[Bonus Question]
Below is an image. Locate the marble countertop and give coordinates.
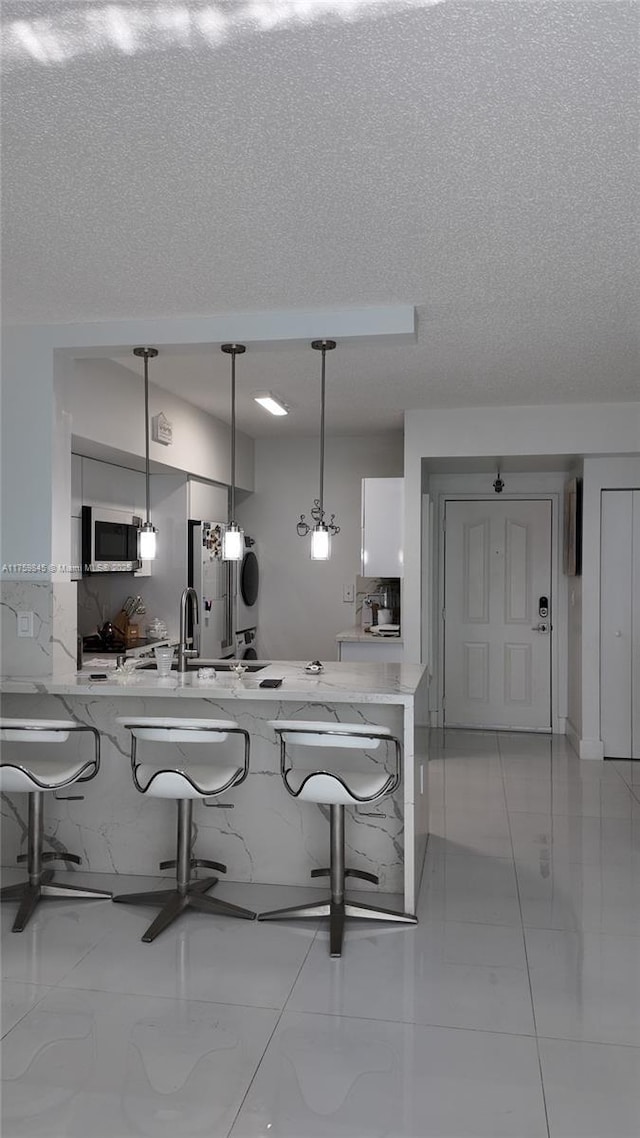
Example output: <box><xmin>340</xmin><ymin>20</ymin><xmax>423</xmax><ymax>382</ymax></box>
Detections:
<box><xmin>335</xmin><ymin>626</ymin><xmax>403</xmax><ymax>643</ymax></box>
<box><xmin>0</xmin><ymin>660</ymin><xmax>426</xmax><ymax>705</ymax></box>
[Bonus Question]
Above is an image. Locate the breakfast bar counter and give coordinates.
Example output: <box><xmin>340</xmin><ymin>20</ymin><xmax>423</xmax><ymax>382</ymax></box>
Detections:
<box><xmin>0</xmin><ymin>661</ymin><xmax>429</xmax><ymax>912</ymax></box>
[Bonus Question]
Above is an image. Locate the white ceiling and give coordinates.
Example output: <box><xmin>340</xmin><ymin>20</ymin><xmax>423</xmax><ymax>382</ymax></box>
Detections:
<box><xmin>2</xmin><ymin>0</ymin><xmax>638</xmax><ymax>437</ymax></box>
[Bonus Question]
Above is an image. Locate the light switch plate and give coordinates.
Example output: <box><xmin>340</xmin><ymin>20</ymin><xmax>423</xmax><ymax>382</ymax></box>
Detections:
<box><xmin>17</xmin><ymin>611</ymin><xmax>34</xmax><ymax>638</ymax></box>
<box><xmin>343</xmin><ymin>584</ymin><xmax>354</xmax><ymax>603</ymax></box>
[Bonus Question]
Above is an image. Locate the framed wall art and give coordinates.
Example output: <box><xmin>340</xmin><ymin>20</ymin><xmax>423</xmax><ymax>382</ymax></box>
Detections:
<box><xmin>563</xmin><ymin>477</ymin><xmax>582</xmax><ymax>576</ymax></box>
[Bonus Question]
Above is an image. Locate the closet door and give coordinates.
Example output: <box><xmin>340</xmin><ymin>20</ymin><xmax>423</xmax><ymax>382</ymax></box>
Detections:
<box><xmin>628</xmin><ymin>493</ymin><xmax>633</xmax><ymax>760</ymax></box>
<box><xmin>600</xmin><ymin>490</ymin><xmax>639</xmax><ymax>758</ymax></box>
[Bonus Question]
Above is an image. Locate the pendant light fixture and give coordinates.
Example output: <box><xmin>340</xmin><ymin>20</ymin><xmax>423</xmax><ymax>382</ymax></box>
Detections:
<box><xmin>297</xmin><ymin>339</ymin><xmax>340</xmax><ymax>560</ymax></box>
<box><xmin>133</xmin><ymin>346</ymin><xmax>159</xmax><ymax>560</ymax></box>
<box><xmin>221</xmin><ymin>343</ymin><xmax>246</xmax><ymax>561</ymax></box>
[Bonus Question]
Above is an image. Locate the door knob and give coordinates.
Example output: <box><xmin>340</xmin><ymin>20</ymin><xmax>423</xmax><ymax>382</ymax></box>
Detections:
<box><xmin>532</xmin><ymin>623</ymin><xmax>550</xmax><ymax>633</ymax></box>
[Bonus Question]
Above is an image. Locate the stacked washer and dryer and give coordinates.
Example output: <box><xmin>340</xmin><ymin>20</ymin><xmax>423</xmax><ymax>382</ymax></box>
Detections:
<box><xmin>234</xmin><ymin>535</ymin><xmax>260</xmax><ymax>660</ymax></box>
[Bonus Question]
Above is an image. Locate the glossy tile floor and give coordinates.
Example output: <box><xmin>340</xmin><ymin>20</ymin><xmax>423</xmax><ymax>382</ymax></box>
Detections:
<box><xmin>2</xmin><ymin>729</ymin><xmax>640</xmax><ymax>1137</ymax></box>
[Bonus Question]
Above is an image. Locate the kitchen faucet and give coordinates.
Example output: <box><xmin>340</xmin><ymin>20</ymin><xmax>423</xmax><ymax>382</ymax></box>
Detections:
<box><xmin>177</xmin><ymin>587</ymin><xmax>200</xmax><ymax>673</ymax></box>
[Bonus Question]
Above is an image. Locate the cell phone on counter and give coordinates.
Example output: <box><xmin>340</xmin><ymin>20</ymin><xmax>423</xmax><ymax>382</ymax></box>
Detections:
<box><xmin>260</xmin><ymin>678</ymin><xmax>283</xmax><ymax>688</ymax></box>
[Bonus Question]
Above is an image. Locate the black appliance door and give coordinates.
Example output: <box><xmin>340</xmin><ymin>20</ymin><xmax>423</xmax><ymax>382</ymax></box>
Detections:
<box><xmin>94</xmin><ymin>520</ymin><xmax>138</xmax><ymax>562</ymax></box>
<box><xmin>240</xmin><ymin>550</ymin><xmax>259</xmax><ymax>607</ymax></box>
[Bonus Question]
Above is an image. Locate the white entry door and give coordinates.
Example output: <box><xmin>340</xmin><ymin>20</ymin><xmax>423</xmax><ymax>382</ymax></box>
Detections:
<box><xmin>443</xmin><ymin>499</ymin><xmax>552</xmax><ymax>730</ymax></box>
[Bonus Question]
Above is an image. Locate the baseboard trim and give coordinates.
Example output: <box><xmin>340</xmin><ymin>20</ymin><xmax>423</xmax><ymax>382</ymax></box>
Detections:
<box><xmin>567</xmin><ymin>720</ymin><xmax>605</xmax><ymax>761</ymax></box>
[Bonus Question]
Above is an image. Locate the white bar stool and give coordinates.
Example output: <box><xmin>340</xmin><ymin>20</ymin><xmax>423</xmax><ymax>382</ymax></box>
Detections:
<box><xmin>258</xmin><ymin>721</ymin><xmax>417</xmax><ymax>956</ymax></box>
<box><xmin>113</xmin><ymin>717</ymin><xmax>256</xmax><ymax>941</ymax></box>
<box><xmin>0</xmin><ymin>719</ymin><xmax>111</xmax><ymax>932</ymax></box>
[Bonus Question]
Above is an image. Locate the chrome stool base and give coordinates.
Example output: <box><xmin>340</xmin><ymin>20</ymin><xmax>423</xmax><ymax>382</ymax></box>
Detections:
<box><xmin>1</xmin><ymin>868</ymin><xmax>111</xmax><ymax>932</ymax></box>
<box><xmin>112</xmin><ymin>799</ymin><xmax>256</xmax><ymax>941</ymax></box>
<box><xmin>258</xmin><ymin>895</ymin><xmax>416</xmax><ymax>957</ymax></box>
<box><xmin>113</xmin><ymin>877</ymin><xmax>256</xmax><ymax>942</ymax></box>
<box><xmin>258</xmin><ymin>804</ymin><xmax>416</xmax><ymax>957</ymax></box>
<box><xmin>0</xmin><ymin>792</ymin><xmax>111</xmax><ymax>933</ymax></box>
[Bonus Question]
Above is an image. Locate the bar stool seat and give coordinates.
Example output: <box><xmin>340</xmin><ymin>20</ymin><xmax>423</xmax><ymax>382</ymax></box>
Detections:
<box><xmin>113</xmin><ymin>716</ymin><xmax>256</xmax><ymax>941</ymax></box>
<box><xmin>258</xmin><ymin>720</ymin><xmax>417</xmax><ymax>957</ymax></box>
<box><xmin>0</xmin><ymin>718</ymin><xmax>112</xmax><ymax>932</ymax></box>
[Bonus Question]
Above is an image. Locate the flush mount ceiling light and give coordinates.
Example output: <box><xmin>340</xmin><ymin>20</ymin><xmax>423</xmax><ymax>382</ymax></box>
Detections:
<box><xmin>132</xmin><ymin>346</ymin><xmax>159</xmax><ymax>560</ymax></box>
<box><xmin>297</xmin><ymin>339</ymin><xmax>340</xmax><ymax>560</ymax></box>
<box><xmin>253</xmin><ymin>392</ymin><xmax>289</xmax><ymax>417</ymax></box>
<box><xmin>221</xmin><ymin>343</ymin><xmax>246</xmax><ymax>561</ymax></box>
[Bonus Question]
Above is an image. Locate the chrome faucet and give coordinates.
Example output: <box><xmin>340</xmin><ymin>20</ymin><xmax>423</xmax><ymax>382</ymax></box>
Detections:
<box><xmin>177</xmin><ymin>587</ymin><xmax>200</xmax><ymax>673</ymax></box>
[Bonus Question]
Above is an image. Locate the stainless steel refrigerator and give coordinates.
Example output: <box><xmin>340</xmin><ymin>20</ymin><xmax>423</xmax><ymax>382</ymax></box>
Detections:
<box><xmin>189</xmin><ymin>521</ymin><xmax>234</xmax><ymax>659</ymax></box>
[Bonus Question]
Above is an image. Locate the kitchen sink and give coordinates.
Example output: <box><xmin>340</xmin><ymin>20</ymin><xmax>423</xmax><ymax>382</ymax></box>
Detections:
<box><xmin>137</xmin><ymin>659</ymin><xmax>267</xmax><ymax>673</ymax></box>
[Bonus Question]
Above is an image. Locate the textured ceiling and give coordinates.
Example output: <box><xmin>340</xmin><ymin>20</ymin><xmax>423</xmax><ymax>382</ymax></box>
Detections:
<box><xmin>2</xmin><ymin>0</ymin><xmax>638</xmax><ymax>436</ymax></box>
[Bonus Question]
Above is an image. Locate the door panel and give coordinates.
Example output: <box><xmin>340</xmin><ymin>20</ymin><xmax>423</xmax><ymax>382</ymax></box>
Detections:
<box><xmin>444</xmin><ymin>500</ymin><xmax>552</xmax><ymax>730</ymax></box>
<box><xmin>600</xmin><ymin>490</ymin><xmax>635</xmax><ymax>758</ymax></box>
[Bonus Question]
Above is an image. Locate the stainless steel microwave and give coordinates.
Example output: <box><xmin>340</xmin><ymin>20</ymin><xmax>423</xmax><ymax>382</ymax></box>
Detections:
<box><xmin>82</xmin><ymin>506</ymin><xmax>142</xmax><ymax>573</ymax></box>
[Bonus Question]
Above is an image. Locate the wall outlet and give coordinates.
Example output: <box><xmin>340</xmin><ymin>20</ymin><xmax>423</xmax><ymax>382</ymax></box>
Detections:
<box><xmin>17</xmin><ymin>611</ymin><xmax>34</xmax><ymax>638</ymax></box>
<box><xmin>343</xmin><ymin>583</ymin><xmax>354</xmax><ymax>603</ymax></box>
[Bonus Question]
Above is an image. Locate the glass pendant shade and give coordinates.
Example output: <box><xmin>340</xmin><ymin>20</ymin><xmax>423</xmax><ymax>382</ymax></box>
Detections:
<box><xmin>222</xmin><ymin>522</ymin><xmax>244</xmax><ymax>561</ymax></box>
<box><xmin>138</xmin><ymin>522</ymin><xmax>157</xmax><ymax>561</ymax></box>
<box><xmin>310</xmin><ymin>524</ymin><xmax>330</xmax><ymax>560</ymax></box>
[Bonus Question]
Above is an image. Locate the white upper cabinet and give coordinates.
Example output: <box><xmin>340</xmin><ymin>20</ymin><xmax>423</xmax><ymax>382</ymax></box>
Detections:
<box><xmin>361</xmin><ymin>477</ymin><xmax>404</xmax><ymax>577</ymax></box>
<box><xmin>188</xmin><ymin>478</ymin><xmax>229</xmax><ymax>522</ymax></box>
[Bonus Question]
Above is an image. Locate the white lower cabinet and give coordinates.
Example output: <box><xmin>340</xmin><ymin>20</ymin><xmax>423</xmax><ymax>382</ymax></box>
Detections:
<box><xmin>338</xmin><ymin>640</ymin><xmax>404</xmax><ymax>663</ymax></box>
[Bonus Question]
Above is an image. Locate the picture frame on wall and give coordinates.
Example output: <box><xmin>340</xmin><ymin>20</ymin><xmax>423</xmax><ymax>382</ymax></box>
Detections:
<box><xmin>563</xmin><ymin>477</ymin><xmax>582</xmax><ymax>576</ymax></box>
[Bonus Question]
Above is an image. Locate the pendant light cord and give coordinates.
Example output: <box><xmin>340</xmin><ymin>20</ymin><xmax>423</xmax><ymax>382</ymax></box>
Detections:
<box><xmin>221</xmin><ymin>343</ymin><xmax>245</xmax><ymax>529</ymax></box>
<box><xmin>230</xmin><ymin>348</ymin><xmax>236</xmax><ymax>522</ymax></box>
<box><xmin>143</xmin><ymin>351</ymin><xmax>151</xmax><ymax>525</ymax></box>
<box><xmin>318</xmin><ymin>344</ymin><xmax>326</xmax><ymax>517</ymax></box>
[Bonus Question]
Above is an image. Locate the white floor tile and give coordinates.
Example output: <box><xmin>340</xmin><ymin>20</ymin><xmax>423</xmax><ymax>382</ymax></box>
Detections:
<box><xmin>419</xmin><ymin>853</ymin><xmax>522</xmax><ymax>925</ymax></box>
<box><xmin>539</xmin><ymin>1037</ymin><xmax>640</xmax><ymax>1138</ymax></box>
<box><xmin>1</xmin><ymin>982</ymin><xmax>52</xmax><ymax>1038</ymax></box>
<box><xmin>498</xmin><ymin>732</ymin><xmax>556</xmax><ymax>758</ymax></box>
<box><xmin>229</xmin><ymin>1011</ymin><xmax>547</xmax><ymax>1138</ymax></box>
<box><xmin>289</xmin><ymin>919</ymin><xmax>535</xmax><ymax>1035</ymax></box>
<box><xmin>1</xmin><ymin>987</ymin><xmax>277</xmax><ymax>1138</ymax></box>
<box><xmin>1</xmin><ymin>896</ymin><xmax>117</xmax><ymax>986</ymax></box>
<box><xmin>509</xmin><ymin>811</ymin><xmax>640</xmax><ymax>867</ymax></box>
<box><xmin>57</xmin><ymin>909</ymin><xmax>316</xmax><ymax>1009</ymax></box>
<box><xmin>505</xmin><ymin>776</ymin><xmax>637</xmax><ymax>817</ymax></box>
<box><xmin>526</xmin><ymin>926</ymin><xmax>640</xmax><ymax>1046</ymax></box>
<box><xmin>517</xmin><ymin>858</ymin><xmax>640</xmax><ymax>935</ymax></box>
<box><xmin>429</xmin><ymin>808</ymin><xmax>514</xmax><ymax>858</ymax></box>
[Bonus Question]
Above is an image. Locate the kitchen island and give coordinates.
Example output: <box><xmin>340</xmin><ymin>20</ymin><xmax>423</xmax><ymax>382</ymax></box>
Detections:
<box><xmin>0</xmin><ymin>661</ymin><xmax>428</xmax><ymax>912</ymax></box>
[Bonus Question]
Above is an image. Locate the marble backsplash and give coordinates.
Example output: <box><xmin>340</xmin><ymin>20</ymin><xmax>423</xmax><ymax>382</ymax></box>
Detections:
<box><xmin>356</xmin><ymin>576</ymin><xmax>401</xmax><ymax>627</ymax></box>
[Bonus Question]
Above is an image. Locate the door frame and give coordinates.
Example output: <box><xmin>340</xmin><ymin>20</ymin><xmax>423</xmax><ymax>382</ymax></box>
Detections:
<box><xmin>432</xmin><ymin>489</ymin><xmax>565</xmax><ymax>734</ymax></box>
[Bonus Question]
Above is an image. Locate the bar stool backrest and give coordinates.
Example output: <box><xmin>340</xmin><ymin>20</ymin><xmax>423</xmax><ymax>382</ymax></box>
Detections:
<box><xmin>118</xmin><ymin>717</ymin><xmax>239</xmax><ymax>745</ymax></box>
<box><xmin>0</xmin><ymin>719</ymin><xmax>76</xmax><ymax>743</ymax></box>
<box><xmin>274</xmin><ymin>721</ymin><xmax>391</xmax><ymax>749</ymax></box>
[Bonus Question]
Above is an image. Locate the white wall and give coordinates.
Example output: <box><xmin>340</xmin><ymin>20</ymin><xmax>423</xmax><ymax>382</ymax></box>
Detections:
<box><xmin>60</xmin><ymin>358</ymin><xmax>254</xmax><ymax>492</ymax></box>
<box><xmin>404</xmin><ymin>402</ymin><xmax>640</xmax><ymax>755</ymax></box>
<box><xmin>237</xmin><ymin>433</ymin><xmax>403</xmax><ymax>661</ymax></box>
<box><xmin>0</xmin><ymin>329</ymin><xmax>54</xmax><ymax>572</ymax></box>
